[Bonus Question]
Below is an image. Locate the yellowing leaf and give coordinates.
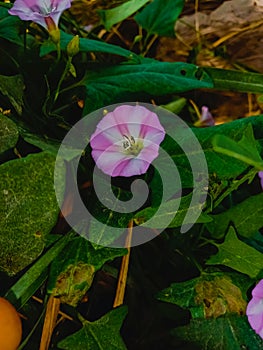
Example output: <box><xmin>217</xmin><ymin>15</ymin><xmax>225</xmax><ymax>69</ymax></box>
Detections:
<box><xmin>195</xmin><ymin>276</ymin><xmax>246</xmax><ymax>318</ymax></box>
<box><xmin>157</xmin><ymin>272</ymin><xmax>249</xmax><ymax>319</ymax></box>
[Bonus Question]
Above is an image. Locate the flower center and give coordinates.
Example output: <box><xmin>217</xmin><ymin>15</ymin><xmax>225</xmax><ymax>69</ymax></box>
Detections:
<box><xmin>122</xmin><ymin>135</ymin><xmax>143</xmax><ymax>156</ymax></box>
<box><xmin>34</xmin><ymin>0</ymin><xmax>57</xmax><ymax>15</ymax></box>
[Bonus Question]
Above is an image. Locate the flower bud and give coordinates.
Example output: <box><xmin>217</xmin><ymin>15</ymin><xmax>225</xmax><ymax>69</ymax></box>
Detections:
<box><xmin>67</xmin><ymin>35</ymin><xmax>80</xmax><ymax>58</ymax></box>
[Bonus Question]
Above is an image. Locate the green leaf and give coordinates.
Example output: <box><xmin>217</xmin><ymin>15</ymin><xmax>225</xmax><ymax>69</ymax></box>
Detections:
<box><xmin>5</xmin><ymin>235</ymin><xmax>70</xmax><ymax>309</ymax></box>
<box><xmin>88</xmin><ymin>187</ymin><xmax>133</xmax><ymax>247</ymax></box>
<box><xmin>134</xmin><ymin>194</ymin><xmax>212</xmax><ymax>229</ymax></box>
<box><xmin>0</xmin><ymin>74</ymin><xmax>24</xmax><ymax>115</ymax></box>
<box><xmin>157</xmin><ymin>272</ymin><xmax>249</xmax><ymax>319</ymax></box>
<box><xmin>20</xmin><ymin>129</ymin><xmax>81</xmax><ymax>161</ymax></box>
<box><xmin>161</xmin><ymin>97</ymin><xmax>187</xmax><ymax>114</ymax></box>
<box><xmin>167</xmin><ymin>116</ymin><xmax>263</xmax><ymax>187</ymax></box>
<box><xmin>98</xmin><ymin>0</ymin><xmax>150</xmax><ymax>30</ymax></box>
<box><xmin>78</xmin><ymin>174</ymin><xmax>134</xmax><ymax>246</ymax></box>
<box><xmin>47</xmin><ymin>237</ymin><xmax>126</xmax><ymax>306</ymax></box>
<box><xmin>0</xmin><ymin>7</ymin><xmax>24</xmax><ymax>46</ymax></box>
<box><xmin>135</xmin><ymin>0</ymin><xmax>184</xmax><ymax>37</ymax></box>
<box><xmin>58</xmin><ymin>306</ymin><xmax>128</xmax><ymax>350</ymax></box>
<box><xmin>212</xmin><ymin>124</ymin><xmax>263</xmax><ymax>169</ymax></box>
<box><xmin>204</xmin><ymin>67</ymin><xmax>263</xmax><ymax>94</ymax></box>
<box><xmin>207</xmin><ymin>227</ymin><xmax>263</xmax><ymax>278</ymax></box>
<box><xmin>83</xmin><ymin>62</ymin><xmax>213</xmax><ymax>113</ymax></box>
<box><xmin>0</xmin><ymin>152</ymin><xmax>65</xmax><ymax>275</ymax></box>
<box><xmin>0</xmin><ymin>114</ymin><xmax>19</xmax><ymax>154</ymax></box>
<box><xmin>207</xmin><ymin>193</ymin><xmax>263</xmax><ymax>239</ymax></box>
<box><xmin>40</xmin><ymin>30</ymin><xmax>136</xmax><ymax>60</ymax></box>
<box><xmin>172</xmin><ymin>315</ymin><xmax>263</xmax><ymax>350</ymax></box>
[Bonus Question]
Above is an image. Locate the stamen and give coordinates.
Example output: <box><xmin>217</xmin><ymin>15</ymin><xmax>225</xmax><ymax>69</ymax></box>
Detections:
<box><xmin>122</xmin><ymin>134</ymin><xmax>143</xmax><ymax>156</ymax></box>
<box><xmin>130</xmin><ymin>136</ymin><xmax>135</xmax><ymax>144</ymax></box>
<box><xmin>122</xmin><ymin>135</ymin><xmax>135</xmax><ymax>150</ymax></box>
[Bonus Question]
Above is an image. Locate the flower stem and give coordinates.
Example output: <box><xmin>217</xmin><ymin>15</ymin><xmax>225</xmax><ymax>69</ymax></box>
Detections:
<box><xmin>53</xmin><ymin>57</ymin><xmax>72</xmax><ymax>103</ymax></box>
<box><xmin>56</xmin><ymin>42</ymin><xmax>61</xmax><ymax>63</ymax></box>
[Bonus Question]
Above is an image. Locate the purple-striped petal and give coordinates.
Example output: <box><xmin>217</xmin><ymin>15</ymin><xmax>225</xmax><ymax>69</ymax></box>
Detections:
<box><xmin>258</xmin><ymin>171</ymin><xmax>263</xmax><ymax>190</ymax></box>
<box><xmin>90</xmin><ymin>105</ymin><xmax>165</xmax><ymax>177</ymax></box>
<box><xmin>8</xmin><ymin>0</ymin><xmax>71</xmax><ymax>29</ymax></box>
<box><xmin>246</xmin><ymin>280</ymin><xmax>263</xmax><ymax>339</ymax></box>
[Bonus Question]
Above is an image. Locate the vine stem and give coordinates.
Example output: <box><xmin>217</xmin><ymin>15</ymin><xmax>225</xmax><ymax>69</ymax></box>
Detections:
<box><xmin>207</xmin><ymin>168</ymin><xmax>258</xmax><ymax>213</ymax></box>
<box><xmin>142</xmin><ymin>34</ymin><xmax>158</xmax><ymax>57</ymax></box>
<box><xmin>113</xmin><ymin>220</ymin><xmax>133</xmax><ymax>308</ymax></box>
<box><xmin>56</xmin><ymin>42</ymin><xmax>61</xmax><ymax>63</ymax></box>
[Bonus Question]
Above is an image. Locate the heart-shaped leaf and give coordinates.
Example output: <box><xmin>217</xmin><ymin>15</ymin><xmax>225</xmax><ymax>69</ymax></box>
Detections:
<box><xmin>58</xmin><ymin>307</ymin><xmax>128</xmax><ymax>350</ymax></box>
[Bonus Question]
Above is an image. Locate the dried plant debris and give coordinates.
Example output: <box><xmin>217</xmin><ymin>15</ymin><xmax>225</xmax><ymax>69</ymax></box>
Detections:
<box><xmin>157</xmin><ymin>0</ymin><xmax>263</xmax><ymax>72</ymax></box>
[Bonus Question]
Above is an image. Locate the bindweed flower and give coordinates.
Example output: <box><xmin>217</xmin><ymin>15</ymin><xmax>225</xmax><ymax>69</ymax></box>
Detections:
<box><xmin>198</xmin><ymin>106</ymin><xmax>215</xmax><ymax>127</ymax></box>
<box><xmin>194</xmin><ymin>106</ymin><xmax>215</xmax><ymax>127</ymax></box>
<box><xmin>246</xmin><ymin>279</ymin><xmax>263</xmax><ymax>339</ymax></box>
<box><xmin>258</xmin><ymin>171</ymin><xmax>263</xmax><ymax>190</ymax></box>
<box><xmin>200</xmin><ymin>106</ymin><xmax>215</xmax><ymax>126</ymax></box>
<box><xmin>8</xmin><ymin>0</ymin><xmax>71</xmax><ymax>31</ymax></box>
<box><xmin>90</xmin><ymin>105</ymin><xmax>165</xmax><ymax>177</ymax></box>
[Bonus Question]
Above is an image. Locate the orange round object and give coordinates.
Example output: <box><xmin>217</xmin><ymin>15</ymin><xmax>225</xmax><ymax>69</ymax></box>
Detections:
<box><xmin>0</xmin><ymin>297</ymin><xmax>22</xmax><ymax>350</ymax></box>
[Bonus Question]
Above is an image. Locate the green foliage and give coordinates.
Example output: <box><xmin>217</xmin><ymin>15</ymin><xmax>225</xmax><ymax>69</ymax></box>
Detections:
<box><xmin>86</xmin><ymin>178</ymin><xmax>133</xmax><ymax>246</ymax></box>
<box><xmin>135</xmin><ymin>0</ymin><xmax>184</xmax><ymax>37</ymax></box>
<box><xmin>98</xmin><ymin>0</ymin><xmax>150</xmax><ymax>30</ymax></box>
<box><xmin>207</xmin><ymin>227</ymin><xmax>263</xmax><ymax>278</ymax></box>
<box><xmin>158</xmin><ymin>272</ymin><xmax>263</xmax><ymax>348</ymax></box>
<box><xmin>157</xmin><ymin>272</ymin><xmax>250</xmax><ymax>318</ymax></box>
<box><xmin>134</xmin><ymin>194</ymin><xmax>212</xmax><ymax>229</ymax></box>
<box><xmin>57</xmin><ymin>307</ymin><xmax>128</xmax><ymax>350</ymax></box>
<box><xmin>172</xmin><ymin>315</ymin><xmax>263</xmax><ymax>350</ymax></box>
<box><xmin>0</xmin><ymin>74</ymin><xmax>24</xmax><ymax>115</ymax></box>
<box><xmin>161</xmin><ymin>117</ymin><xmax>263</xmax><ymax>188</ymax></box>
<box><xmin>0</xmin><ymin>114</ymin><xmax>19</xmax><ymax>154</ymax></box>
<box><xmin>47</xmin><ymin>237</ymin><xmax>126</xmax><ymax>306</ymax></box>
<box><xmin>0</xmin><ymin>152</ymin><xmax>65</xmax><ymax>275</ymax></box>
<box><xmin>0</xmin><ymin>0</ymin><xmax>263</xmax><ymax>348</ymax></box>
<box><xmin>207</xmin><ymin>192</ymin><xmax>263</xmax><ymax>239</ymax></box>
<box><xmin>212</xmin><ymin>124</ymin><xmax>263</xmax><ymax>169</ymax></box>
<box><xmin>40</xmin><ymin>30</ymin><xmax>137</xmax><ymax>59</ymax></box>
<box><xmin>5</xmin><ymin>235</ymin><xmax>70</xmax><ymax>309</ymax></box>
<box><xmin>0</xmin><ymin>7</ymin><xmax>23</xmax><ymax>46</ymax></box>
<box><xmin>204</xmin><ymin>67</ymin><xmax>263</xmax><ymax>94</ymax></box>
<box><xmin>82</xmin><ymin>62</ymin><xmax>213</xmax><ymax>113</ymax></box>
<box><xmin>21</xmin><ymin>130</ymin><xmax>81</xmax><ymax>161</ymax></box>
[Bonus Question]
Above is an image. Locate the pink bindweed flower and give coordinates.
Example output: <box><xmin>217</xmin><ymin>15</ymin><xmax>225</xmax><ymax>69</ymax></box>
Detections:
<box><xmin>90</xmin><ymin>105</ymin><xmax>165</xmax><ymax>177</ymax></box>
<box><xmin>258</xmin><ymin>171</ymin><xmax>263</xmax><ymax>190</ymax></box>
<box><xmin>8</xmin><ymin>0</ymin><xmax>71</xmax><ymax>31</ymax></box>
<box><xmin>246</xmin><ymin>279</ymin><xmax>263</xmax><ymax>339</ymax></box>
<box><xmin>199</xmin><ymin>106</ymin><xmax>215</xmax><ymax>127</ymax></box>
